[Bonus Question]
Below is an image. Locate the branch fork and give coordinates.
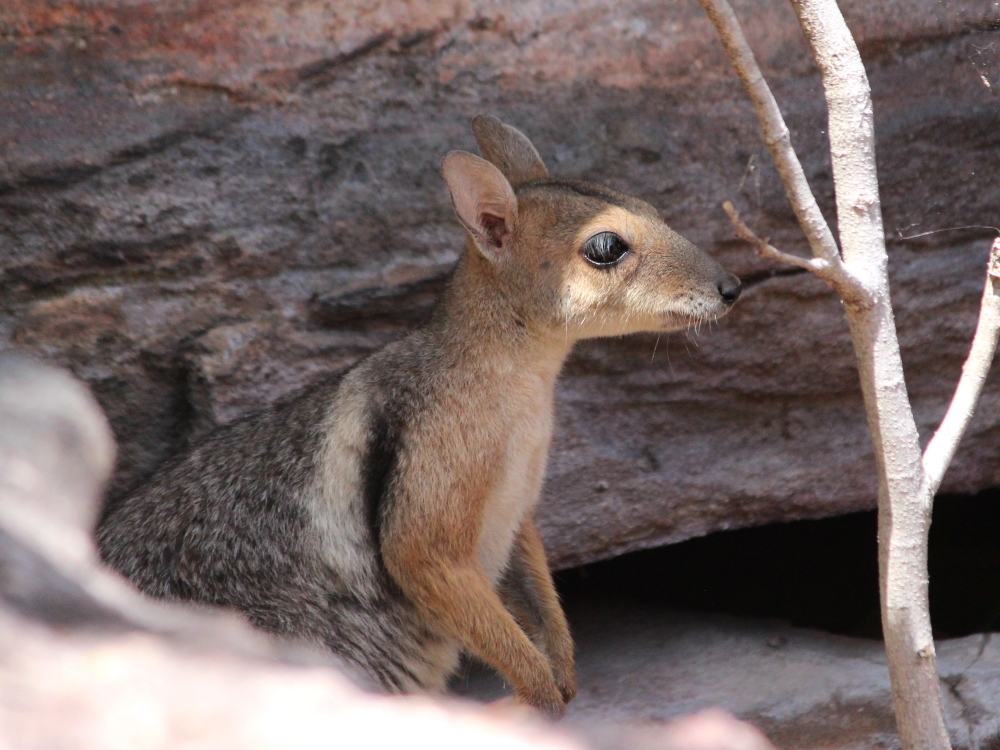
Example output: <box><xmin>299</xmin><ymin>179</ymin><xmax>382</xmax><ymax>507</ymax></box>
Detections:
<box><xmin>722</xmin><ymin>201</ymin><xmax>870</xmax><ymax>307</ymax></box>
<box><xmin>922</xmin><ymin>238</ymin><xmax>1000</xmax><ymax>496</ymax></box>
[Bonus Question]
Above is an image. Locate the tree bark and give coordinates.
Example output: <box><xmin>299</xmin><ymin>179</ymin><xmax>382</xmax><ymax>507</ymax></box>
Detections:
<box><xmin>787</xmin><ymin>3</ymin><xmax>950</xmax><ymax>747</ymax></box>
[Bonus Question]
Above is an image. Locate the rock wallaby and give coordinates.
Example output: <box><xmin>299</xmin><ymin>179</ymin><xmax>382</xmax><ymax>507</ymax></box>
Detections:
<box><xmin>97</xmin><ymin>115</ymin><xmax>741</xmax><ymax>716</ymax></box>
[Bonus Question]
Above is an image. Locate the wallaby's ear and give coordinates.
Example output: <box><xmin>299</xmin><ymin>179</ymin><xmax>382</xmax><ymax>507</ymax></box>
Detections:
<box><xmin>442</xmin><ymin>151</ymin><xmax>518</xmax><ymax>261</ymax></box>
<box><xmin>471</xmin><ymin>115</ymin><xmax>549</xmax><ymax>187</ymax></box>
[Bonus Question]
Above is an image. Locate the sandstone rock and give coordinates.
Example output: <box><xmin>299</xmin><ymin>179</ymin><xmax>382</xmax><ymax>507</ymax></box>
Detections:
<box><xmin>0</xmin><ymin>605</ymin><xmax>589</xmax><ymax>750</ymax></box>
<box><xmin>0</xmin><ymin>0</ymin><xmax>998</xmax><ymax>567</ymax></box>
<box><xmin>0</xmin><ymin>354</ymin><xmax>115</xmax><ymax>538</ymax></box>
<box><xmin>644</xmin><ymin>710</ymin><xmax>776</xmax><ymax>750</ymax></box>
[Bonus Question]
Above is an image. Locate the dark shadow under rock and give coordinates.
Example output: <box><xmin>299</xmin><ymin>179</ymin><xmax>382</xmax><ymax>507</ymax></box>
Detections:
<box><xmin>554</xmin><ymin>488</ymin><xmax>1000</xmax><ymax>641</ymax></box>
<box><xmin>456</xmin><ymin>494</ymin><xmax>1000</xmax><ymax>748</ymax></box>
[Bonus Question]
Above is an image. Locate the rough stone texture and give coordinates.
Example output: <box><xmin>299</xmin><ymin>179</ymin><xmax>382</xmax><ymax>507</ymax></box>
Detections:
<box><xmin>1</xmin><ymin>0</ymin><xmax>999</xmax><ymax>567</ymax></box>
<box><xmin>454</xmin><ymin>601</ymin><xmax>1000</xmax><ymax>750</ymax></box>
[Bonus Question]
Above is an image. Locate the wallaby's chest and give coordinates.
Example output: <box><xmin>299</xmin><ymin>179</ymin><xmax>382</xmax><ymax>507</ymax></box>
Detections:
<box><xmin>477</xmin><ymin>381</ymin><xmax>556</xmax><ymax>582</ymax></box>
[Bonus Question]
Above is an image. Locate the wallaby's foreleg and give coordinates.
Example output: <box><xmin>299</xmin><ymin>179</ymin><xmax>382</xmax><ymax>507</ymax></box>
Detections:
<box><xmin>498</xmin><ymin>545</ymin><xmax>547</xmax><ymax>643</ymax></box>
<box><xmin>504</xmin><ymin>519</ymin><xmax>576</xmax><ymax>703</ymax></box>
<box><xmin>384</xmin><ymin>543</ymin><xmax>564</xmax><ymax>716</ymax></box>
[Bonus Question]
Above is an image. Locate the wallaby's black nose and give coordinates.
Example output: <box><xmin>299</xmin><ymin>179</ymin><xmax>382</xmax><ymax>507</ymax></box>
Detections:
<box><xmin>717</xmin><ymin>272</ymin><xmax>742</xmax><ymax>305</ymax></box>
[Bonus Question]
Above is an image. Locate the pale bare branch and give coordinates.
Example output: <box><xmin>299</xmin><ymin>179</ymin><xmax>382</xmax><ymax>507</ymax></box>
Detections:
<box><xmin>922</xmin><ymin>238</ymin><xmax>1000</xmax><ymax>495</ymax></box>
<box><xmin>696</xmin><ymin>0</ymin><xmax>840</xmax><ymax>264</ymax></box>
<box><xmin>722</xmin><ymin>201</ymin><xmax>868</xmax><ymax>304</ymax></box>
<box><xmin>701</xmin><ymin>1</ymin><xmax>963</xmax><ymax>748</ymax></box>
<box><xmin>787</xmin><ymin>0</ymin><xmax>886</xmax><ymax>273</ymax></box>
<box><xmin>722</xmin><ymin>201</ymin><xmax>826</xmax><ymax>271</ymax></box>
<box><xmin>790</xmin><ymin>2</ymin><xmax>951</xmax><ymax>748</ymax></box>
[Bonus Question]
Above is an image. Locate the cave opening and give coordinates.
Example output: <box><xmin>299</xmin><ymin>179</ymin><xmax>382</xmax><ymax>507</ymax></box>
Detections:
<box><xmin>555</xmin><ymin>487</ymin><xmax>1000</xmax><ymax>640</ymax></box>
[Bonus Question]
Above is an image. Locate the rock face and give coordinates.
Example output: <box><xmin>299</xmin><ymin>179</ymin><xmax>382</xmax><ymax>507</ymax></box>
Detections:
<box><xmin>1</xmin><ymin>0</ymin><xmax>999</xmax><ymax>567</ymax></box>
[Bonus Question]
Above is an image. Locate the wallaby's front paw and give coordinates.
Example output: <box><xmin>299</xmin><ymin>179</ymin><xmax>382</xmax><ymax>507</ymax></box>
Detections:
<box><xmin>515</xmin><ymin>683</ymin><xmax>566</xmax><ymax>720</ymax></box>
<box><xmin>553</xmin><ymin>661</ymin><xmax>577</xmax><ymax>704</ymax></box>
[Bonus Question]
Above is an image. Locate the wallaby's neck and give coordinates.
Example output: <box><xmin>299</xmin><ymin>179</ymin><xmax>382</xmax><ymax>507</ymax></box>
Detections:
<box><xmin>428</xmin><ymin>249</ymin><xmax>571</xmax><ymax>387</ymax></box>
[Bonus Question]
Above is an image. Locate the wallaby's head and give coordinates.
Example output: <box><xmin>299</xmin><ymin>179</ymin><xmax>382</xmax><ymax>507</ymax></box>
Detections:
<box><xmin>442</xmin><ymin>115</ymin><xmax>741</xmax><ymax>340</ymax></box>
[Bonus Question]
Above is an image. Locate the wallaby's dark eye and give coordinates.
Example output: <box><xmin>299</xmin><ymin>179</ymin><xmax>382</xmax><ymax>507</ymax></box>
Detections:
<box><xmin>582</xmin><ymin>232</ymin><xmax>630</xmax><ymax>267</ymax></box>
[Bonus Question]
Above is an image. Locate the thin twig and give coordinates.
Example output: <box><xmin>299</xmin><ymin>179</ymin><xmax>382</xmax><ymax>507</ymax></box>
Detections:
<box><xmin>723</xmin><ymin>202</ymin><xmax>825</xmax><ymax>272</ymax></box>
<box><xmin>697</xmin><ymin>0</ymin><xmax>840</xmax><ymax>265</ymax></box>
<box><xmin>922</xmin><ymin>238</ymin><xmax>1000</xmax><ymax>495</ymax></box>
<box><xmin>722</xmin><ymin>201</ymin><xmax>868</xmax><ymax>304</ymax></box>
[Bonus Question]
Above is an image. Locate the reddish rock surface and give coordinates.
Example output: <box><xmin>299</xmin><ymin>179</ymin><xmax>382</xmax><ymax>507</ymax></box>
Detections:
<box><xmin>1</xmin><ymin>0</ymin><xmax>999</xmax><ymax>567</ymax></box>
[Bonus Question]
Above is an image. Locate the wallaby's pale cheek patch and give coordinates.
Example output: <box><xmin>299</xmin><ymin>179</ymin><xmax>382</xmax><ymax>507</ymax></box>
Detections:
<box><xmin>559</xmin><ymin>207</ymin><xmax>640</xmax><ymax>327</ymax></box>
<box><xmin>561</xmin><ymin>206</ymin><xmax>723</xmax><ymax>336</ymax></box>
<box><xmin>561</xmin><ymin>275</ymin><xmax>608</xmax><ymax>321</ymax></box>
